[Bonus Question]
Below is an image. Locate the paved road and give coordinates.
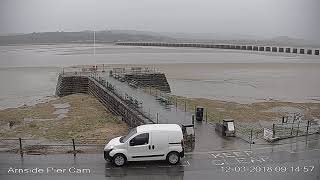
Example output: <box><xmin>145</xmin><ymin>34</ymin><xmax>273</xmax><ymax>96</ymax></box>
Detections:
<box><xmin>1</xmin><ymin>139</ymin><xmax>320</xmax><ymax>180</ymax></box>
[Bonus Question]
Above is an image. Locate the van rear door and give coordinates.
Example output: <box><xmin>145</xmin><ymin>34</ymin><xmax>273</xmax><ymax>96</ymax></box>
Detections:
<box><xmin>149</xmin><ymin>131</ymin><xmax>168</xmax><ymax>159</ymax></box>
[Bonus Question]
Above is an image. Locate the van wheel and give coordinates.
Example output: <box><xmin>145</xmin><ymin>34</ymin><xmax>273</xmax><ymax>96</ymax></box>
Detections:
<box><xmin>166</xmin><ymin>151</ymin><xmax>180</xmax><ymax>165</ymax></box>
<box><xmin>112</xmin><ymin>154</ymin><xmax>127</xmax><ymax>167</ymax></box>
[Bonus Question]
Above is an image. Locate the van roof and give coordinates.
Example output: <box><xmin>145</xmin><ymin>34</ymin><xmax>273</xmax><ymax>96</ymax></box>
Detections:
<box><xmin>137</xmin><ymin>124</ymin><xmax>181</xmax><ymax>133</ymax></box>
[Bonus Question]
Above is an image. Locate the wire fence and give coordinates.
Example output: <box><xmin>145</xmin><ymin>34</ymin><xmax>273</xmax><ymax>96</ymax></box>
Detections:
<box><xmin>0</xmin><ymin>138</ymin><xmax>108</xmax><ymax>157</ymax></box>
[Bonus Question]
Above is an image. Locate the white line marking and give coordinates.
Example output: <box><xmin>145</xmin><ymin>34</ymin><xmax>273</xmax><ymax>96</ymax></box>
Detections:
<box><xmin>130</xmin><ymin>166</ymin><xmax>147</xmax><ymax>169</ymax></box>
<box><xmin>288</xmin><ymin>148</ymin><xmax>320</xmax><ymax>154</ymax></box>
<box><xmin>187</xmin><ymin>140</ymin><xmax>320</xmax><ymax>155</ymax></box>
<box><xmin>158</xmin><ymin>165</ymin><xmax>171</xmax><ymax>168</ymax></box>
<box><xmin>180</xmin><ymin>160</ymin><xmax>190</xmax><ymax>167</ymax></box>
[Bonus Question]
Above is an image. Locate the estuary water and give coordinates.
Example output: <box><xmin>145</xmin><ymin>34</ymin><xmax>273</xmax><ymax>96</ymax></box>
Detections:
<box><xmin>0</xmin><ymin>44</ymin><xmax>319</xmax><ymax>109</ymax></box>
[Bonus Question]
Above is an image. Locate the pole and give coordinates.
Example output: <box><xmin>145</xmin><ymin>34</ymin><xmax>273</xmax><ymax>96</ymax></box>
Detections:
<box><xmin>175</xmin><ymin>98</ymin><xmax>178</xmax><ymax>111</ymax></box>
<box><xmin>296</xmin><ymin>122</ymin><xmax>300</xmax><ymax>136</ymax></box>
<box><xmin>72</xmin><ymin>139</ymin><xmax>76</xmax><ymax>156</ymax></box>
<box><xmin>250</xmin><ymin>129</ymin><xmax>253</xmax><ymax>148</ymax></box>
<box><xmin>206</xmin><ymin>108</ymin><xmax>208</xmax><ymax>123</ymax></box>
<box><xmin>306</xmin><ymin>121</ymin><xmax>309</xmax><ymax>135</ymax></box>
<box><xmin>93</xmin><ymin>30</ymin><xmax>96</xmax><ymax>55</ymax></box>
<box><xmin>272</xmin><ymin>124</ymin><xmax>275</xmax><ymax>138</ymax></box>
<box><xmin>290</xmin><ymin>122</ymin><xmax>294</xmax><ymax>136</ymax></box>
<box><xmin>192</xmin><ymin>115</ymin><xmax>195</xmax><ymax>125</ymax></box>
<box><xmin>156</xmin><ymin>113</ymin><xmax>159</xmax><ymax>124</ymax></box>
<box><xmin>19</xmin><ymin>138</ymin><xmax>23</xmax><ymax>157</ymax></box>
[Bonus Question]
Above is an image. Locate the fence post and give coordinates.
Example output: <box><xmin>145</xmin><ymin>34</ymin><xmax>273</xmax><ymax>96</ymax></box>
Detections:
<box><xmin>250</xmin><ymin>129</ymin><xmax>253</xmax><ymax>149</ymax></box>
<box><xmin>72</xmin><ymin>139</ymin><xmax>76</xmax><ymax>156</ymax></box>
<box><xmin>19</xmin><ymin>138</ymin><xmax>23</xmax><ymax>157</ymax></box>
<box><xmin>206</xmin><ymin>108</ymin><xmax>208</xmax><ymax>123</ymax></box>
<box><xmin>175</xmin><ymin>97</ymin><xmax>178</xmax><ymax>111</ymax></box>
<box><xmin>192</xmin><ymin>115</ymin><xmax>195</xmax><ymax>125</ymax></box>
<box><xmin>156</xmin><ymin>113</ymin><xmax>159</xmax><ymax>124</ymax></box>
<box><xmin>306</xmin><ymin>121</ymin><xmax>310</xmax><ymax>135</ymax></box>
<box><xmin>296</xmin><ymin>122</ymin><xmax>300</xmax><ymax>136</ymax></box>
<box><xmin>290</xmin><ymin>122</ymin><xmax>294</xmax><ymax>136</ymax></box>
<box><xmin>272</xmin><ymin>124</ymin><xmax>275</xmax><ymax>138</ymax></box>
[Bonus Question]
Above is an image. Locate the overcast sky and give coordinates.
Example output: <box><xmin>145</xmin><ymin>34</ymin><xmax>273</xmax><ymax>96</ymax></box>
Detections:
<box><xmin>0</xmin><ymin>0</ymin><xmax>319</xmax><ymax>41</ymax></box>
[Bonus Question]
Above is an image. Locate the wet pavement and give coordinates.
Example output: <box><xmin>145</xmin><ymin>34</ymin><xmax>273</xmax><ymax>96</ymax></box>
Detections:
<box><xmin>1</xmin><ymin>138</ymin><xmax>319</xmax><ymax>180</ymax></box>
<box><xmin>102</xmin><ymin>73</ymin><xmax>251</xmax><ymax>152</ymax></box>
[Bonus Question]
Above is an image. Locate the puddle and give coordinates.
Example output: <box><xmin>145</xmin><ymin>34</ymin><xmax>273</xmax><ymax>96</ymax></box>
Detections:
<box><xmin>52</xmin><ymin>103</ymin><xmax>70</xmax><ymax>119</ymax></box>
<box><xmin>53</xmin><ymin>103</ymin><xmax>70</xmax><ymax>109</ymax></box>
<box><xmin>263</xmin><ymin>106</ymin><xmax>303</xmax><ymax>114</ymax></box>
<box><xmin>53</xmin><ymin>108</ymin><xmax>69</xmax><ymax>115</ymax></box>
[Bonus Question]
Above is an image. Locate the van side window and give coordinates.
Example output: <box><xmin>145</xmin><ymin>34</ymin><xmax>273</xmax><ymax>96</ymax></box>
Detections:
<box><xmin>130</xmin><ymin>133</ymin><xmax>149</xmax><ymax>146</ymax></box>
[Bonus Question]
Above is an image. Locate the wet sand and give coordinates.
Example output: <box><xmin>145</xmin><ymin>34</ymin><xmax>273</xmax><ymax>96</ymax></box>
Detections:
<box><xmin>0</xmin><ymin>44</ymin><xmax>320</xmax><ymax>108</ymax></box>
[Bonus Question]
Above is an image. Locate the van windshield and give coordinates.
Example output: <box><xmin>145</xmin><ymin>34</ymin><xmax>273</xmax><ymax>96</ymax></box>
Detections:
<box><xmin>120</xmin><ymin>127</ymin><xmax>137</xmax><ymax>143</ymax></box>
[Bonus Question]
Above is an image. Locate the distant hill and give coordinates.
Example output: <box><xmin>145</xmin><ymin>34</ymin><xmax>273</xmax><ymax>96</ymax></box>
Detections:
<box><xmin>0</xmin><ymin>30</ymin><xmax>319</xmax><ymax>48</ymax></box>
<box><xmin>0</xmin><ymin>30</ymin><xmax>176</xmax><ymax>45</ymax></box>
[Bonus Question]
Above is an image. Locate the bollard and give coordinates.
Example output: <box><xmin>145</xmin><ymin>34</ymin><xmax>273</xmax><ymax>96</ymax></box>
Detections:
<box><xmin>19</xmin><ymin>138</ymin><xmax>23</xmax><ymax>157</ymax></box>
<box><xmin>72</xmin><ymin>139</ymin><xmax>76</xmax><ymax>156</ymax></box>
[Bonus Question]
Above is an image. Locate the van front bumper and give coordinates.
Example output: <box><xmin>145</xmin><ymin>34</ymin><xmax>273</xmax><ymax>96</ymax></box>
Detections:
<box><xmin>104</xmin><ymin>149</ymin><xmax>113</xmax><ymax>161</ymax></box>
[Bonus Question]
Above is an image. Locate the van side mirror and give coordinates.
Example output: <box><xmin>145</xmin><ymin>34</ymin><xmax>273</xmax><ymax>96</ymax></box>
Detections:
<box><xmin>129</xmin><ymin>139</ymin><xmax>135</xmax><ymax>146</ymax></box>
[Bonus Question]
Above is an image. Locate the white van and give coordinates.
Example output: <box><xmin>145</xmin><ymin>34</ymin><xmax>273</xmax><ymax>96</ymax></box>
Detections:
<box><xmin>104</xmin><ymin>124</ymin><xmax>184</xmax><ymax>166</ymax></box>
